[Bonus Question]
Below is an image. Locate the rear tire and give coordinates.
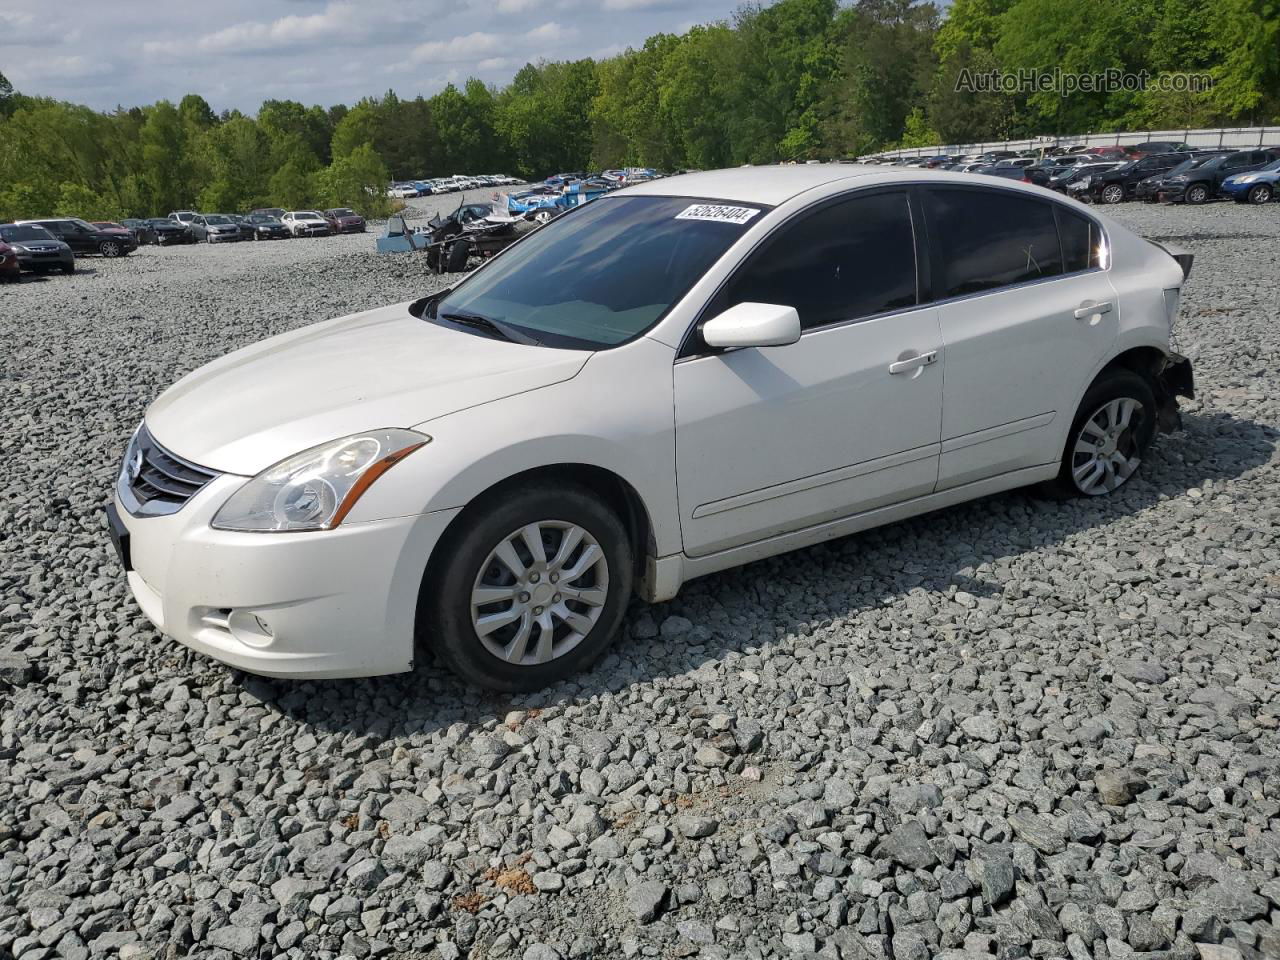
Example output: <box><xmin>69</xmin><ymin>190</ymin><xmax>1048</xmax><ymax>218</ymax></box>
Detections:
<box><xmin>1046</xmin><ymin>369</ymin><xmax>1156</xmax><ymax>498</ymax></box>
<box><xmin>419</xmin><ymin>482</ymin><xmax>633</xmax><ymax>691</ymax></box>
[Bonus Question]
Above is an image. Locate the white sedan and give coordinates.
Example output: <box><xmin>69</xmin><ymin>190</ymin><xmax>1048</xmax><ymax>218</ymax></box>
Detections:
<box><xmin>280</xmin><ymin>211</ymin><xmax>331</xmax><ymax>237</ymax></box>
<box><xmin>109</xmin><ymin>165</ymin><xmax>1194</xmax><ymax>690</ymax></box>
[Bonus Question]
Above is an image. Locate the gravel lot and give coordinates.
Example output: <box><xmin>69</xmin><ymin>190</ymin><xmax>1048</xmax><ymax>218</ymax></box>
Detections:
<box><xmin>2</xmin><ymin>197</ymin><xmax>1279</xmax><ymax>960</ymax></box>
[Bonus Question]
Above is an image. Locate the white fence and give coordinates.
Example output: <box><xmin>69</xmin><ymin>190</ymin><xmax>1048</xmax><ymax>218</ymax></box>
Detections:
<box><xmin>872</xmin><ymin>126</ymin><xmax>1280</xmax><ymax>159</ymax></box>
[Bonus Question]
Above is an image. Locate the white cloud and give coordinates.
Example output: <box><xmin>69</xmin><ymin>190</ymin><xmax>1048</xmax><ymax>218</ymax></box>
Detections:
<box><xmin>496</xmin><ymin>0</ymin><xmax>538</xmax><ymax>12</ymax></box>
<box><xmin>144</xmin><ymin>2</ymin><xmax>359</xmax><ymax>56</ymax></box>
<box><xmin>411</xmin><ymin>31</ymin><xmax>504</xmax><ymax>64</ymax></box>
<box><xmin>602</xmin><ymin>0</ymin><xmax>685</xmax><ymax>10</ymax></box>
<box><xmin>0</xmin><ymin>12</ymin><xmax>71</xmax><ymax>47</ymax></box>
<box><xmin>527</xmin><ymin>21</ymin><xmax>577</xmax><ymax>43</ymax></box>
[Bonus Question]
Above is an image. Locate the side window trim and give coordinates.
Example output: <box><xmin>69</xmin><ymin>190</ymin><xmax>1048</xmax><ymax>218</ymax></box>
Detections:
<box><xmin>676</xmin><ymin>185</ymin><xmax>922</xmax><ymax>360</ymax></box>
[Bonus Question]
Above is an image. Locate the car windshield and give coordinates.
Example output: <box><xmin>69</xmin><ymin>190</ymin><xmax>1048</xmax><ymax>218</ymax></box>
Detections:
<box><xmin>297</xmin><ymin>211</ymin><xmax>321</xmax><ymax>218</ymax></box>
<box><xmin>1259</xmin><ymin>159</ymin><xmax>1280</xmax><ymax>172</ymax></box>
<box><xmin>204</xmin><ymin>215</ymin><xmax>231</xmax><ymax>225</ymax></box>
<box><xmin>432</xmin><ymin>195</ymin><xmax>765</xmax><ymax>349</ymax></box>
<box><xmin>1</xmin><ymin>225</ymin><xmax>54</xmax><ymax>242</ymax></box>
<box><xmin>330</xmin><ymin>208</ymin><xmax>355</xmax><ymax>216</ymax></box>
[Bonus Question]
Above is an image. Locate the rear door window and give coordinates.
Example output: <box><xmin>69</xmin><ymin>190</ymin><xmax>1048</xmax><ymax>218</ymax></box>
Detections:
<box><xmin>924</xmin><ymin>188</ymin><xmax>1064</xmax><ymax>298</ymax></box>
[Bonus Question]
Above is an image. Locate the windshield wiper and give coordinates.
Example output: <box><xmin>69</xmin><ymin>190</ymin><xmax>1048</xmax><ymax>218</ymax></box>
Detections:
<box><xmin>439</xmin><ymin>310</ymin><xmax>542</xmax><ymax>346</ymax></box>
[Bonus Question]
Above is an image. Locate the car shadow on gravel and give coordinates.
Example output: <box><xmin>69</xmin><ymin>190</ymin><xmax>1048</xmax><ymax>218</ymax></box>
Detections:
<box><xmin>246</xmin><ymin>408</ymin><xmax>1276</xmax><ymax>738</ymax></box>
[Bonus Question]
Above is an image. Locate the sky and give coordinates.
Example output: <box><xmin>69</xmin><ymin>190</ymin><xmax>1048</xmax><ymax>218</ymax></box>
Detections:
<box><xmin>0</xmin><ymin>0</ymin><xmax>742</xmax><ymax>113</ymax></box>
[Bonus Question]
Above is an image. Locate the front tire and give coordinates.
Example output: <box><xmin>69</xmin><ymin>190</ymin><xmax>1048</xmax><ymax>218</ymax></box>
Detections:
<box><xmin>420</xmin><ymin>482</ymin><xmax>633</xmax><ymax>691</ymax></box>
<box><xmin>1049</xmin><ymin>369</ymin><xmax>1156</xmax><ymax>498</ymax></box>
<box><xmin>100</xmin><ymin>240</ymin><xmax>121</xmax><ymax>257</ymax></box>
<box><xmin>1248</xmin><ymin>183</ymin><xmax>1273</xmax><ymax>205</ymax></box>
<box><xmin>1185</xmin><ymin>184</ymin><xmax>1209</xmax><ymax>205</ymax></box>
<box><xmin>1100</xmin><ymin>183</ymin><xmax>1124</xmax><ymax>204</ymax></box>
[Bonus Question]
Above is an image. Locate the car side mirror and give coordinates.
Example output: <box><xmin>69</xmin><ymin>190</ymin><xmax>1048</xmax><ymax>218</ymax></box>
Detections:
<box><xmin>702</xmin><ymin>302</ymin><xmax>801</xmax><ymax>349</ymax></box>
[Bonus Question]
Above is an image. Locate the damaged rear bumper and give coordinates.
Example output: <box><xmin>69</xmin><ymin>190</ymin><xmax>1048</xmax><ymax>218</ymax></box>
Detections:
<box><xmin>1155</xmin><ymin>353</ymin><xmax>1194</xmax><ymax>432</ymax></box>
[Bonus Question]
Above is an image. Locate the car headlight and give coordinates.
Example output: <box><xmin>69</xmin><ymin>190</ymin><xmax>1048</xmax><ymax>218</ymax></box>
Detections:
<box><xmin>1236</xmin><ymin>175</ymin><xmax>1256</xmax><ymax>183</ymax></box>
<box><xmin>211</xmin><ymin>429</ymin><xmax>429</xmax><ymax>532</ymax></box>
<box><xmin>1076</xmin><ymin>177</ymin><xmax>1091</xmax><ymax>187</ymax></box>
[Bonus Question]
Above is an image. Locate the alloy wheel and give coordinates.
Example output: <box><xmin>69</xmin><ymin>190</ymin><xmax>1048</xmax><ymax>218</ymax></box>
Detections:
<box><xmin>1250</xmin><ymin>184</ymin><xmax>1273</xmax><ymax>204</ymax></box>
<box><xmin>470</xmin><ymin>520</ymin><xmax>609</xmax><ymax>665</ymax></box>
<box><xmin>1071</xmin><ymin>397</ymin><xmax>1145</xmax><ymax>495</ymax></box>
<box><xmin>101</xmin><ymin>241</ymin><xmax>120</xmax><ymax>257</ymax></box>
<box><xmin>1102</xmin><ymin>184</ymin><xmax>1124</xmax><ymax>204</ymax></box>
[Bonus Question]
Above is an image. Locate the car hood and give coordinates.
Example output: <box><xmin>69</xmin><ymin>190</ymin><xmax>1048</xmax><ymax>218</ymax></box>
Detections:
<box><xmin>146</xmin><ymin>302</ymin><xmax>589</xmax><ymax>475</ymax></box>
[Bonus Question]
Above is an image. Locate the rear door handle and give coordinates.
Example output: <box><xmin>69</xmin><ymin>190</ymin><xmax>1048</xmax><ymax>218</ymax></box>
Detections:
<box><xmin>888</xmin><ymin>350</ymin><xmax>938</xmax><ymax>375</ymax></box>
<box><xmin>1074</xmin><ymin>300</ymin><xmax>1114</xmax><ymax>319</ymax></box>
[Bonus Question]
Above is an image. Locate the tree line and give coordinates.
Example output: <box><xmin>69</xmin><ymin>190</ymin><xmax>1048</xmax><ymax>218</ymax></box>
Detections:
<box><xmin>1</xmin><ymin>0</ymin><xmax>1276</xmax><ymax>221</ymax></box>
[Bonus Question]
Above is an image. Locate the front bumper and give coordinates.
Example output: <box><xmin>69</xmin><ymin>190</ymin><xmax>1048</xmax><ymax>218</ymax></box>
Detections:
<box><xmin>1218</xmin><ymin>181</ymin><xmax>1253</xmax><ymax>199</ymax></box>
<box><xmin>111</xmin><ymin>472</ymin><xmax>461</xmax><ymax>678</ymax></box>
<box><xmin>208</xmin><ymin>232</ymin><xmax>241</xmax><ymax>243</ymax></box>
<box><xmin>15</xmin><ymin>249</ymin><xmax>74</xmax><ymax>271</ymax></box>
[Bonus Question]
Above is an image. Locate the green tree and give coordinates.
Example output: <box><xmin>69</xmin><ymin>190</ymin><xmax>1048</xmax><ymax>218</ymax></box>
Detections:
<box><xmin>317</xmin><ymin>142</ymin><xmax>392</xmax><ymax>216</ymax></box>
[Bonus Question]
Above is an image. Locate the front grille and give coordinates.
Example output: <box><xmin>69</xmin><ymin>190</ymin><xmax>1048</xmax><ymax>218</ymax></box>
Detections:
<box><xmin>121</xmin><ymin>426</ymin><xmax>220</xmax><ymax>516</ymax></box>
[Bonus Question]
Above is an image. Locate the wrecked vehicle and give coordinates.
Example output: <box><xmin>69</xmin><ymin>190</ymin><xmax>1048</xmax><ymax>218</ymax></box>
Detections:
<box><xmin>376</xmin><ymin>203</ymin><xmax>537</xmax><ymax>272</ymax></box>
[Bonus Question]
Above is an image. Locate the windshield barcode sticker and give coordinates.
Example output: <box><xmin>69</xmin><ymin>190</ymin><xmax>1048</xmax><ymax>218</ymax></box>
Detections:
<box><xmin>675</xmin><ymin>204</ymin><xmax>760</xmax><ymax>225</ymax></box>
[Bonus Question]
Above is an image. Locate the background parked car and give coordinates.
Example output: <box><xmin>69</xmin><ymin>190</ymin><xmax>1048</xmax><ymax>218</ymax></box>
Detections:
<box><xmin>1084</xmin><ymin>152</ymin><xmax>1190</xmax><ymax>204</ymax></box>
<box><xmin>1024</xmin><ymin>154</ymin><xmax>1090</xmax><ymax>187</ymax></box>
<box><xmin>1157</xmin><ymin>149</ymin><xmax>1278</xmax><ymax>203</ymax></box>
<box><xmin>168</xmin><ymin>211</ymin><xmax>199</xmax><ymax>226</ymax></box>
<box><xmin>1060</xmin><ymin>161</ymin><xmax>1125</xmax><ymax>197</ymax></box>
<box><xmin>0</xmin><ymin>223</ymin><xmax>75</xmax><ymax>274</ymax></box>
<box><xmin>18</xmin><ymin>217</ymin><xmax>136</xmax><ymax>257</ymax></box>
<box><xmin>119</xmin><ymin>218</ymin><xmax>159</xmax><ymax>245</ymax></box>
<box><xmin>250</xmin><ymin>208</ymin><xmax>286</xmax><ymax>219</ymax></box>
<box><xmin>281</xmin><ymin>210</ymin><xmax>332</xmax><ymax>237</ymax></box>
<box><xmin>1219</xmin><ymin>157</ymin><xmax>1280</xmax><ymax>204</ymax></box>
<box><xmin>1127</xmin><ymin>140</ymin><xmax>1191</xmax><ymax>155</ymax></box>
<box><xmin>244</xmin><ymin>214</ymin><xmax>291</xmax><ymax>239</ymax></box>
<box><xmin>147</xmin><ymin>218</ymin><xmax>195</xmax><ymax>245</ymax></box>
<box><xmin>226</xmin><ymin>215</ymin><xmax>256</xmax><ymax>241</ymax></box>
<box><xmin>0</xmin><ymin>240</ymin><xmax>20</xmax><ymax>282</ymax></box>
<box><xmin>323</xmin><ymin>208</ymin><xmax>366</xmax><ymax>233</ymax></box>
<box><xmin>91</xmin><ymin>221</ymin><xmax>142</xmax><ymax>248</ymax></box>
<box><xmin>187</xmin><ymin>214</ymin><xmax>242</xmax><ymax>243</ymax></box>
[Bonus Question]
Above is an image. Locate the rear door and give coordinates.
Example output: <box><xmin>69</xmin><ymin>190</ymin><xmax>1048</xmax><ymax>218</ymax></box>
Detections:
<box><xmin>924</xmin><ymin>187</ymin><xmax>1118</xmax><ymax>490</ymax></box>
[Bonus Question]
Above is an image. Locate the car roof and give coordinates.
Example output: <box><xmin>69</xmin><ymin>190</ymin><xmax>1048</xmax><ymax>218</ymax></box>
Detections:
<box><xmin>619</xmin><ymin>163</ymin><xmax>1078</xmax><ymax>206</ymax></box>
<box><xmin>619</xmin><ymin>164</ymin><xmax>884</xmax><ymax>205</ymax></box>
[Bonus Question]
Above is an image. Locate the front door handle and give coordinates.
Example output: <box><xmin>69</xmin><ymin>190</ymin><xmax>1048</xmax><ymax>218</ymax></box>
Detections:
<box><xmin>888</xmin><ymin>350</ymin><xmax>938</xmax><ymax>375</ymax></box>
<box><xmin>1074</xmin><ymin>300</ymin><xmax>1114</xmax><ymax>319</ymax></box>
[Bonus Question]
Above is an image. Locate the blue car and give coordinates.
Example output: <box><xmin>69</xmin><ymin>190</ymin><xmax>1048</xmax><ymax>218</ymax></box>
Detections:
<box><xmin>1220</xmin><ymin>158</ymin><xmax>1280</xmax><ymax>204</ymax></box>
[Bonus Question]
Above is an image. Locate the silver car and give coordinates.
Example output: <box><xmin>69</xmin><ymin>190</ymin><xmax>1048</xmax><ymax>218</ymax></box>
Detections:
<box><xmin>190</xmin><ymin>215</ymin><xmax>243</xmax><ymax>244</ymax></box>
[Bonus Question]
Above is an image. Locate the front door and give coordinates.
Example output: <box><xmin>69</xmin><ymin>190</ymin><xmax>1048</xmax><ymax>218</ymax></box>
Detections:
<box><xmin>674</xmin><ymin>189</ymin><xmax>944</xmax><ymax>557</ymax></box>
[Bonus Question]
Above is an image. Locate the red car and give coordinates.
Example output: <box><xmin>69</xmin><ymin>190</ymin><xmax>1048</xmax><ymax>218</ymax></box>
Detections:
<box><xmin>322</xmin><ymin>208</ymin><xmax>366</xmax><ymax>234</ymax></box>
<box><xmin>0</xmin><ymin>241</ymin><xmax>19</xmax><ymax>282</ymax></box>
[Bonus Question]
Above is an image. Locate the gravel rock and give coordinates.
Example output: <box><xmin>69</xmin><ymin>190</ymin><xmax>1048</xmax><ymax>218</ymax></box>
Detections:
<box><xmin>2</xmin><ymin>201</ymin><xmax>1280</xmax><ymax>959</ymax></box>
